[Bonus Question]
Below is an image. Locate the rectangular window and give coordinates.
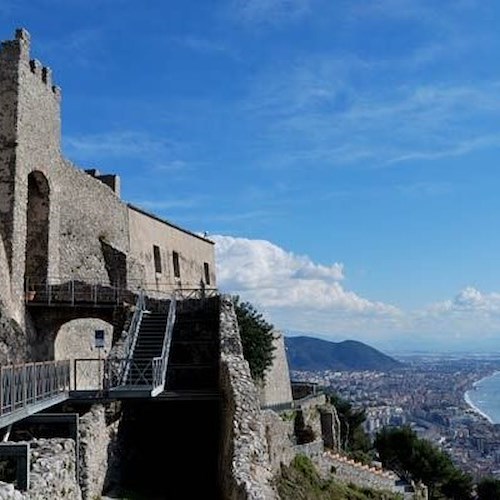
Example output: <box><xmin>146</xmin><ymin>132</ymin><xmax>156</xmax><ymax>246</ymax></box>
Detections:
<box><xmin>172</xmin><ymin>251</ymin><xmax>180</xmax><ymax>278</ymax></box>
<box><xmin>204</xmin><ymin>262</ymin><xmax>210</xmax><ymax>285</ymax></box>
<box><xmin>153</xmin><ymin>245</ymin><xmax>162</xmax><ymax>274</ymax></box>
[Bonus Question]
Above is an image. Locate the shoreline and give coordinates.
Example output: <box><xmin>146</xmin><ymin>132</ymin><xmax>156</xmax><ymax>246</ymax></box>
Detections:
<box><xmin>463</xmin><ymin>371</ymin><xmax>500</xmax><ymax>425</ymax></box>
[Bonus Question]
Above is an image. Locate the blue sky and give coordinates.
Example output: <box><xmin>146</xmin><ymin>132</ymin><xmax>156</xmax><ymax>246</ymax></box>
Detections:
<box><xmin>3</xmin><ymin>0</ymin><xmax>500</xmax><ymax>352</ymax></box>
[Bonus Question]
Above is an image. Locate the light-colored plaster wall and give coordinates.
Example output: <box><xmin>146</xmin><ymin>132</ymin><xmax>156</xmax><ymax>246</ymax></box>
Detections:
<box><xmin>127</xmin><ymin>205</ymin><xmax>216</xmax><ymax>291</ymax></box>
<box><xmin>55</xmin><ymin>318</ymin><xmax>113</xmax><ymax>390</ymax></box>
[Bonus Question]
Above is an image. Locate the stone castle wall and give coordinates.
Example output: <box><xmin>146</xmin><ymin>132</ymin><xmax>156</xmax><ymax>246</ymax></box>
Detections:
<box><xmin>0</xmin><ymin>28</ymin><xmax>215</xmax><ymax>361</ymax></box>
<box><xmin>79</xmin><ymin>404</ymin><xmax>120</xmax><ymax>500</ymax></box>
<box><xmin>259</xmin><ymin>331</ymin><xmax>293</xmax><ymax>408</ymax></box>
<box><xmin>218</xmin><ymin>295</ymin><xmax>277</xmax><ymax>499</ymax></box>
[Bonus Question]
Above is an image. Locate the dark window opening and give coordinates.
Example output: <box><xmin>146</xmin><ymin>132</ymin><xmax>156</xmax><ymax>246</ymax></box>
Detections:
<box><xmin>204</xmin><ymin>262</ymin><xmax>210</xmax><ymax>285</ymax></box>
<box><xmin>153</xmin><ymin>245</ymin><xmax>162</xmax><ymax>274</ymax></box>
<box><xmin>172</xmin><ymin>251</ymin><xmax>180</xmax><ymax>278</ymax></box>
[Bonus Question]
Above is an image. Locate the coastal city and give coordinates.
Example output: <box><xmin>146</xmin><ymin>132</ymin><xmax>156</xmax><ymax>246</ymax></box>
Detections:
<box><xmin>291</xmin><ymin>354</ymin><xmax>500</xmax><ymax>480</ymax></box>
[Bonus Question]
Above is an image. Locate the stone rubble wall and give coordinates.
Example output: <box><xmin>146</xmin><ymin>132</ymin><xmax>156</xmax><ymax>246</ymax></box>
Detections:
<box><xmin>0</xmin><ymin>302</ymin><xmax>28</xmax><ymax>364</ymax></box>
<box><xmin>0</xmin><ymin>438</ymin><xmax>81</xmax><ymax>499</ymax></box>
<box><xmin>293</xmin><ymin>440</ymin><xmax>324</xmax><ymax>461</ymax></box>
<box><xmin>261</xmin><ymin>410</ymin><xmax>295</xmax><ymax>475</ymax></box>
<box><xmin>79</xmin><ymin>404</ymin><xmax>120</xmax><ymax>500</ymax></box>
<box><xmin>219</xmin><ymin>295</ymin><xmax>277</xmax><ymax>500</ymax></box>
<box><xmin>295</xmin><ymin>394</ymin><xmax>326</xmax><ymax>443</ymax></box>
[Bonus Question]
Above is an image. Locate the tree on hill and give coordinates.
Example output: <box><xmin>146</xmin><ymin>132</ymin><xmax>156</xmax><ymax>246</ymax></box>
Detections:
<box><xmin>374</xmin><ymin>426</ymin><xmax>473</xmax><ymax>499</ymax></box>
<box><xmin>233</xmin><ymin>296</ymin><xmax>275</xmax><ymax>381</ymax></box>
<box><xmin>477</xmin><ymin>477</ymin><xmax>500</xmax><ymax>500</ymax></box>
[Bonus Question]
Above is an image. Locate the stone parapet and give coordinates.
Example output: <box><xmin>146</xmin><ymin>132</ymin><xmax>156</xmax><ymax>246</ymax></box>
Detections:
<box><xmin>320</xmin><ymin>451</ymin><xmax>416</xmax><ymax>498</ymax></box>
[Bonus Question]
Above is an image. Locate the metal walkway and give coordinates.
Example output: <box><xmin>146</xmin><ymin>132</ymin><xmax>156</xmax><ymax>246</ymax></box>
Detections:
<box><xmin>0</xmin><ymin>361</ymin><xmax>71</xmax><ymax>430</ymax></box>
<box><xmin>0</xmin><ymin>280</ymin><xmax>221</xmax><ymax>430</ymax></box>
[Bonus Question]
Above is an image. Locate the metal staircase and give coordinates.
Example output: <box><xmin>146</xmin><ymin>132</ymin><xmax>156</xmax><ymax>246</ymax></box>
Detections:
<box><xmin>126</xmin><ymin>312</ymin><xmax>168</xmax><ymax>386</ymax></box>
<box><xmin>106</xmin><ymin>295</ymin><xmax>177</xmax><ymax>397</ymax></box>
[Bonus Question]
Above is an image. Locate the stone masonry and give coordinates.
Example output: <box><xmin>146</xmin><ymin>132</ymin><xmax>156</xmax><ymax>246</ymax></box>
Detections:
<box><xmin>0</xmin><ymin>28</ymin><xmax>215</xmax><ymax>363</ymax></box>
<box><xmin>0</xmin><ymin>438</ymin><xmax>81</xmax><ymax>500</ymax></box>
<box><xmin>219</xmin><ymin>295</ymin><xmax>277</xmax><ymax>499</ymax></box>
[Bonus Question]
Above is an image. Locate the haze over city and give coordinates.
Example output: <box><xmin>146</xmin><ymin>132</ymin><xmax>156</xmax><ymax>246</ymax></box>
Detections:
<box><xmin>4</xmin><ymin>0</ymin><xmax>500</xmax><ymax>352</ymax></box>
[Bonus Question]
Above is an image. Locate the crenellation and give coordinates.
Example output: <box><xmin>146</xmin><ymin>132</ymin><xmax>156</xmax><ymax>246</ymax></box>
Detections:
<box><xmin>27</xmin><ymin>58</ymin><xmax>60</xmax><ymax>100</ymax></box>
<box><xmin>41</xmin><ymin>66</ymin><xmax>51</xmax><ymax>86</ymax></box>
<box><xmin>29</xmin><ymin>59</ymin><xmax>41</xmax><ymax>76</ymax></box>
<box><xmin>15</xmin><ymin>28</ymin><xmax>30</xmax><ymax>45</ymax></box>
<box><xmin>0</xmin><ymin>28</ymin><xmax>30</xmax><ymax>63</ymax></box>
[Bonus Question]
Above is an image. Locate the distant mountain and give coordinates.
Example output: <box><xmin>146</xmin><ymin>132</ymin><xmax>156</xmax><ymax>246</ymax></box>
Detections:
<box><xmin>285</xmin><ymin>336</ymin><xmax>402</xmax><ymax>372</ymax></box>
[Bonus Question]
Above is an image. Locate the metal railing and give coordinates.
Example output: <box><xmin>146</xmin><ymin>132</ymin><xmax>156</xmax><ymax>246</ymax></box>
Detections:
<box><xmin>119</xmin><ymin>290</ymin><xmax>146</xmax><ymax>384</ymax></box>
<box><xmin>25</xmin><ymin>278</ymin><xmax>218</xmax><ymax>303</ymax></box>
<box><xmin>152</xmin><ymin>295</ymin><xmax>177</xmax><ymax>393</ymax></box>
<box><xmin>0</xmin><ymin>361</ymin><xmax>70</xmax><ymax>416</ymax></box>
<box><xmin>72</xmin><ymin>294</ymin><xmax>177</xmax><ymax>394</ymax></box>
<box><xmin>73</xmin><ymin>358</ymin><xmax>162</xmax><ymax>391</ymax></box>
<box><xmin>24</xmin><ymin>278</ymin><xmax>132</xmax><ymax>307</ymax></box>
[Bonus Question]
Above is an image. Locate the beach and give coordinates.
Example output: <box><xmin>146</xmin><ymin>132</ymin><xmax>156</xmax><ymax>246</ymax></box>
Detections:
<box><xmin>464</xmin><ymin>371</ymin><xmax>500</xmax><ymax>424</ymax></box>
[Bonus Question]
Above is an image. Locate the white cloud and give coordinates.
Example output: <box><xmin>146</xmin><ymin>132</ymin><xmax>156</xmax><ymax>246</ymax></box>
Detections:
<box><xmin>213</xmin><ymin>235</ymin><xmax>500</xmax><ymax>352</ymax></box>
<box><xmin>213</xmin><ymin>235</ymin><xmax>398</xmax><ymax>318</ymax></box>
<box><xmin>429</xmin><ymin>287</ymin><xmax>500</xmax><ymax>315</ymax></box>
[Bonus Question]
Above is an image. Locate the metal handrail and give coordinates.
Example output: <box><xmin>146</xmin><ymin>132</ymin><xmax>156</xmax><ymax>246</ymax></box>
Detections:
<box><xmin>24</xmin><ymin>278</ymin><xmax>129</xmax><ymax>306</ymax></box>
<box><xmin>0</xmin><ymin>361</ymin><xmax>70</xmax><ymax>416</ymax></box>
<box><xmin>152</xmin><ymin>295</ymin><xmax>177</xmax><ymax>393</ymax></box>
<box><xmin>120</xmin><ymin>290</ymin><xmax>146</xmax><ymax>384</ymax></box>
<box><xmin>25</xmin><ymin>277</ymin><xmax>219</xmax><ymax>307</ymax></box>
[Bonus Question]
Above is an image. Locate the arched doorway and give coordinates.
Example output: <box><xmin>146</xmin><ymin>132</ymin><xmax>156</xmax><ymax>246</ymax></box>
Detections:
<box><xmin>55</xmin><ymin>318</ymin><xmax>113</xmax><ymax>390</ymax></box>
<box><xmin>25</xmin><ymin>171</ymin><xmax>50</xmax><ymax>285</ymax></box>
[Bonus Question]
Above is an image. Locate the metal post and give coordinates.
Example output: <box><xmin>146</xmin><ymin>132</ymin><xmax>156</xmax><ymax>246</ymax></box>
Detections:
<box><xmin>0</xmin><ymin>368</ymin><xmax>3</xmax><ymax>415</ymax></box>
<box><xmin>73</xmin><ymin>359</ymin><xmax>77</xmax><ymax>391</ymax></box>
<box><xmin>33</xmin><ymin>364</ymin><xmax>37</xmax><ymax>402</ymax></box>
<box><xmin>22</xmin><ymin>366</ymin><xmax>27</xmax><ymax>408</ymax></box>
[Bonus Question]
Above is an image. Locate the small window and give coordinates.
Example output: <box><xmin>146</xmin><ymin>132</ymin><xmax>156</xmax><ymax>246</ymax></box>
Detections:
<box><xmin>204</xmin><ymin>262</ymin><xmax>210</xmax><ymax>285</ymax></box>
<box><xmin>153</xmin><ymin>245</ymin><xmax>162</xmax><ymax>274</ymax></box>
<box><xmin>172</xmin><ymin>251</ymin><xmax>180</xmax><ymax>278</ymax></box>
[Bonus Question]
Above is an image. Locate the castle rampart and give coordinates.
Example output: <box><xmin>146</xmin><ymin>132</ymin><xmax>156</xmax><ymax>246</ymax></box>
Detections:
<box><xmin>0</xmin><ymin>28</ymin><xmax>215</xmax><ymax>361</ymax></box>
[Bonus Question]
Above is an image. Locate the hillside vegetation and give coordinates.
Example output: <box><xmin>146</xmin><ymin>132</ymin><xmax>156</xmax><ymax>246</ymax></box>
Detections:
<box><xmin>276</xmin><ymin>455</ymin><xmax>402</xmax><ymax>500</ymax></box>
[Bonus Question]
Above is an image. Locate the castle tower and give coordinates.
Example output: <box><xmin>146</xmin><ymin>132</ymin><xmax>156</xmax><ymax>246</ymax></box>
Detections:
<box><xmin>0</xmin><ymin>29</ymin><xmax>62</xmax><ymax>315</ymax></box>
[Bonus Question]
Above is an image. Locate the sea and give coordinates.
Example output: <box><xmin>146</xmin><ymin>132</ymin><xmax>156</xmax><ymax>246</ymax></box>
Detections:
<box><xmin>464</xmin><ymin>371</ymin><xmax>500</xmax><ymax>424</ymax></box>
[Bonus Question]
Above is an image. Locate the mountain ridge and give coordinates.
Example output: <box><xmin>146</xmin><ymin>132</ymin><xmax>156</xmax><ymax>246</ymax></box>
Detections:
<box><xmin>285</xmin><ymin>335</ymin><xmax>402</xmax><ymax>371</ymax></box>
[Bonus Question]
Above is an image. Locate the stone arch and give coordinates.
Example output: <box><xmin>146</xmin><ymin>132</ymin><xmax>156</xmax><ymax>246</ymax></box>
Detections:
<box><xmin>55</xmin><ymin>318</ymin><xmax>113</xmax><ymax>390</ymax></box>
<box><xmin>25</xmin><ymin>171</ymin><xmax>50</xmax><ymax>285</ymax></box>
